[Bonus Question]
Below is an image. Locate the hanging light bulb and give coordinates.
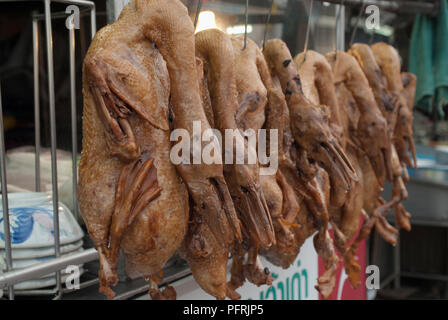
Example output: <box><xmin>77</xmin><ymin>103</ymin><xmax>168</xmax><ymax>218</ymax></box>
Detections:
<box><xmin>195</xmin><ymin>11</ymin><xmax>217</xmax><ymax>33</ymax></box>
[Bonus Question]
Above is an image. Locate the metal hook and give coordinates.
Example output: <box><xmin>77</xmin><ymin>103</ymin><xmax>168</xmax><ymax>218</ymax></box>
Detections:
<box><xmin>349</xmin><ymin>0</ymin><xmax>366</xmax><ymax>47</ymax></box>
<box><xmin>369</xmin><ymin>28</ymin><xmax>375</xmax><ymax>45</ymax></box>
<box><xmin>243</xmin><ymin>0</ymin><xmax>249</xmax><ymax>50</ymax></box>
<box><xmin>262</xmin><ymin>0</ymin><xmax>274</xmax><ymax>50</ymax></box>
<box><xmin>193</xmin><ymin>0</ymin><xmax>203</xmax><ymax>29</ymax></box>
<box><xmin>333</xmin><ymin>0</ymin><xmax>346</xmax><ymax>60</ymax></box>
<box><xmin>303</xmin><ymin>0</ymin><xmax>314</xmax><ymax>62</ymax></box>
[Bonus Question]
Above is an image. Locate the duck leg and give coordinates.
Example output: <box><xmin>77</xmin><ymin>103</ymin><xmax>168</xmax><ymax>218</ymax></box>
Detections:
<box><xmin>99</xmin><ymin>155</ymin><xmax>161</xmax><ymax>298</ymax></box>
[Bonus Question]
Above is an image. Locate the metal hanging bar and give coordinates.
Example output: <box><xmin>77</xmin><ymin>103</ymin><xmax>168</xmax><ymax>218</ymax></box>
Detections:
<box><xmin>69</xmin><ymin>17</ymin><xmax>79</xmax><ymax>222</ymax></box>
<box><xmin>33</xmin><ymin>16</ymin><xmax>41</xmax><ymax>193</ymax></box>
<box><xmin>369</xmin><ymin>26</ymin><xmax>375</xmax><ymax>44</ymax></box>
<box><xmin>303</xmin><ymin>0</ymin><xmax>315</xmax><ymax>62</ymax></box>
<box><xmin>311</xmin><ymin>0</ymin><xmax>438</xmax><ymax>15</ymax></box>
<box><xmin>193</xmin><ymin>0</ymin><xmax>203</xmax><ymax>29</ymax></box>
<box><xmin>0</xmin><ymin>86</ymin><xmax>14</xmax><ymax>300</ymax></box>
<box><xmin>44</xmin><ymin>0</ymin><xmax>62</xmax><ymax>298</ymax></box>
<box><xmin>333</xmin><ymin>0</ymin><xmax>346</xmax><ymax>57</ymax></box>
<box><xmin>262</xmin><ymin>0</ymin><xmax>274</xmax><ymax>50</ymax></box>
<box><xmin>349</xmin><ymin>0</ymin><xmax>366</xmax><ymax>47</ymax></box>
<box><xmin>0</xmin><ymin>249</ymin><xmax>98</xmax><ymax>288</ymax></box>
<box><xmin>243</xmin><ymin>0</ymin><xmax>250</xmax><ymax>50</ymax></box>
<box><xmin>0</xmin><ymin>0</ymin><xmax>97</xmax><ymax>300</ymax></box>
<box><xmin>89</xmin><ymin>3</ymin><xmax>96</xmax><ymax>39</ymax></box>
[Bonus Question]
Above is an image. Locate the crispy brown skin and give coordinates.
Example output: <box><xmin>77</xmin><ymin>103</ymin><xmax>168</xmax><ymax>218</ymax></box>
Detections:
<box><xmin>225</xmin><ymin>36</ymin><xmax>281</xmax><ymax>297</ymax></box>
<box><xmin>264</xmin><ymin>41</ymin><xmax>358</xmax><ymax>196</ymax></box>
<box><xmin>262</xmin><ymin>40</ymin><xmax>363</xmax><ymax>299</ymax></box>
<box><xmin>348</xmin><ymin>43</ymin><xmax>412</xmax><ymax>233</ymax></box>
<box><xmin>326</xmin><ymin>50</ymin><xmax>390</xmax><ymax>185</ymax></box>
<box><xmin>137</xmin><ymin>0</ymin><xmax>241</xmax><ymax>247</ymax></box>
<box><xmin>196</xmin><ymin>30</ymin><xmax>274</xmax><ymax>249</ymax></box>
<box><xmin>370</xmin><ymin>43</ymin><xmax>417</xmax><ymax>170</ymax></box>
<box><xmin>327</xmin><ymin>49</ymin><xmax>401</xmax><ymax>242</ymax></box>
<box><xmin>79</xmin><ymin>4</ymin><xmax>189</xmax><ymax>299</ymax></box>
<box><xmin>294</xmin><ymin>50</ymin><xmax>364</xmax><ymax>289</ymax></box>
<box><xmin>177</xmin><ymin>55</ymin><xmax>229</xmax><ymax>300</ymax></box>
<box><xmin>180</xmin><ymin>29</ymin><xmax>276</xmax><ymax>300</ymax></box>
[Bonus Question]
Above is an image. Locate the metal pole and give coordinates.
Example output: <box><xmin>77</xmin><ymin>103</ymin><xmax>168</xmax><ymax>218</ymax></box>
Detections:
<box><xmin>69</xmin><ymin>21</ymin><xmax>79</xmax><ymax>222</ymax></box>
<box><xmin>243</xmin><ymin>0</ymin><xmax>249</xmax><ymax>50</ymax></box>
<box><xmin>334</xmin><ymin>3</ymin><xmax>342</xmax><ymax>52</ymax></box>
<box><xmin>0</xmin><ymin>249</ymin><xmax>98</xmax><ymax>287</ymax></box>
<box><xmin>394</xmin><ymin>231</ymin><xmax>401</xmax><ymax>289</ymax></box>
<box><xmin>193</xmin><ymin>0</ymin><xmax>202</xmax><ymax>29</ymax></box>
<box><xmin>0</xmin><ymin>86</ymin><xmax>14</xmax><ymax>300</ymax></box>
<box><xmin>52</xmin><ymin>0</ymin><xmax>95</xmax><ymax>7</ymax></box>
<box><xmin>303</xmin><ymin>0</ymin><xmax>314</xmax><ymax>61</ymax></box>
<box><xmin>33</xmin><ymin>17</ymin><xmax>41</xmax><ymax>193</ymax></box>
<box><xmin>90</xmin><ymin>5</ymin><xmax>96</xmax><ymax>39</ymax></box>
<box><xmin>262</xmin><ymin>0</ymin><xmax>274</xmax><ymax>50</ymax></box>
<box><xmin>349</xmin><ymin>0</ymin><xmax>366</xmax><ymax>46</ymax></box>
<box><xmin>311</xmin><ymin>0</ymin><xmax>436</xmax><ymax>15</ymax></box>
<box><xmin>44</xmin><ymin>0</ymin><xmax>62</xmax><ymax>297</ymax></box>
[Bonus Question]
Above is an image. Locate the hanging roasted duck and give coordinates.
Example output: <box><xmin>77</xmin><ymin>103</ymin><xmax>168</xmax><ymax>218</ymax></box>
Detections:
<box><xmin>177</xmin><ymin>56</ymin><xmax>228</xmax><ymax>300</ymax></box>
<box><xmin>325</xmin><ymin>50</ymin><xmax>401</xmax><ymax>242</ymax></box>
<box><xmin>180</xmin><ymin>28</ymin><xmax>276</xmax><ymax>300</ymax></box>
<box><xmin>263</xmin><ymin>40</ymin><xmax>358</xmax><ymax>191</ymax></box>
<box><xmin>224</xmin><ymin>35</ymin><xmax>291</xmax><ymax>297</ymax></box>
<box><xmin>292</xmin><ymin>50</ymin><xmax>366</xmax><ymax>287</ymax></box>
<box><xmin>259</xmin><ymin>44</ymin><xmax>315</xmax><ymax>277</ymax></box>
<box><xmin>349</xmin><ymin>43</ymin><xmax>412</xmax><ymax>232</ymax></box>
<box><xmin>79</xmin><ymin>0</ymin><xmax>241</xmax><ymax>299</ymax></box>
<box><xmin>79</xmin><ymin>3</ymin><xmax>190</xmax><ymax>299</ymax></box>
<box><xmin>262</xmin><ymin>39</ymin><xmax>362</xmax><ymax>298</ymax></box>
<box><xmin>138</xmin><ymin>0</ymin><xmax>242</xmax><ymax>246</ymax></box>
<box><xmin>400</xmin><ymin>72</ymin><xmax>417</xmax><ymax>169</ymax></box>
<box><xmin>370</xmin><ymin>42</ymin><xmax>417</xmax><ymax>170</ymax></box>
<box><xmin>325</xmin><ymin>50</ymin><xmax>391</xmax><ymax>185</ymax></box>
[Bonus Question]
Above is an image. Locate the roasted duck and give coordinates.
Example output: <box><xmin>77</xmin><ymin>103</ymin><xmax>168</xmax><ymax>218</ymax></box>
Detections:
<box><xmin>263</xmin><ymin>39</ymin><xmax>362</xmax><ymax>298</ymax></box>
<box><xmin>180</xmin><ymin>28</ymin><xmax>275</xmax><ymax>300</ymax></box>
<box><xmin>225</xmin><ymin>36</ymin><xmax>284</xmax><ymax>296</ymax></box>
<box><xmin>291</xmin><ymin>50</ymin><xmax>365</xmax><ymax>288</ymax></box>
<box><xmin>349</xmin><ymin>43</ymin><xmax>412</xmax><ymax>232</ymax></box>
<box><xmin>79</xmin><ymin>3</ymin><xmax>190</xmax><ymax>299</ymax></box>
<box><xmin>370</xmin><ymin>42</ymin><xmax>417</xmax><ymax>170</ymax></box>
<box><xmin>78</xmin><ymin>0</ymin><xmax>416</xmax><ymax>299</ymax></box>
<box><xmin>80</xmin><ymin>0</ymin><xmax>241</xmax><ymax>299</ymax></box>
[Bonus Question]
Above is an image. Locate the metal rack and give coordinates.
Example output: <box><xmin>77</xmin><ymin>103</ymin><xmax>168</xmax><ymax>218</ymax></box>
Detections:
<box><xmin>312</xmin><ymin>0</ymin><xmax>440</xmax><ymax>16</ymax></box>
<box><xmin>0</xmin><ymin>0</ymin><xmax>98</xmax><ymax>300</ymax></box>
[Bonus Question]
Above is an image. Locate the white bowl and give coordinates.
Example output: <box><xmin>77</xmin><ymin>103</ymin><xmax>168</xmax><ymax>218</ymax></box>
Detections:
<box><xmin>0</xmin><ymin>192</ymin><xmax>84</xmax><ymax>249</ymax></box>
<box><xmin>3</xmin><ymin>248</ymin><xmax>84</xmax><ymax>270</ymax></box>
<box><xmin>9</xmin><ymin>240</ymin><xmax>83</xmax><ymax>260</ymax></box>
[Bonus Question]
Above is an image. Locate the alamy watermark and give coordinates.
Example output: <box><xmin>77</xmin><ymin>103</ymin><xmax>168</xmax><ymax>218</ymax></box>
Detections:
<box><xmin>365</xmin><ymin>5</ymin><xmax>380</xmax><ymax>30</ymax></box>
<box><xmin>65</xmin><ymin>265</ymin><xmax>80</xmax><ymax>290</ymax></box>
<box><xmin>65</xmin><ymin>5</ymin><xmax>80</xmax><ymax>30</ymax></box>
<box><xmin>366</xmin><ymin>265</ymin><xmax>380</xmax><ymax>290</ymax></box>
<box><xmin>169</xmin><ymin>121</ymin><xmax>278</xmax><ymax>175</ymax></box>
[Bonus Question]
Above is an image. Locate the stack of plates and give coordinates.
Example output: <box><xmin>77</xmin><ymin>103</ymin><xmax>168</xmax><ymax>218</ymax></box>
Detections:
<box><xmin>0</xmin><ymin>192</ymin><xmax>85</xmax><ymax>292</ymax></box>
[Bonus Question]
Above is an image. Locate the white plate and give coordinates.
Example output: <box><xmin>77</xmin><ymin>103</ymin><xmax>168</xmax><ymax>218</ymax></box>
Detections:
<box><xmin>0</xmin><ymin>193</ymin><xmax>84</xmax><ymax>248</ymax></box>
<box><xmin>1</xmin><ymin>247</ymin><xmax>84</xmax><ymax>270</ymax></box>
<box><xmin>8</xmin><ymin>240</ymin><xmax>83</xmax><ymax>260</ymax></box>
<box><xmin>0</xmin><ymin>193</ymin><xmax>51</xmax><ymax>207</ymax></box>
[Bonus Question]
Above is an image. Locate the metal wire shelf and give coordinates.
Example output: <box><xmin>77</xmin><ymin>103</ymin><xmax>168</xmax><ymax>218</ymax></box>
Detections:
<box><xmin>0</xmin><ymin>0</ymin><xmax>97</xmax><ymax>300</ymax></box>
